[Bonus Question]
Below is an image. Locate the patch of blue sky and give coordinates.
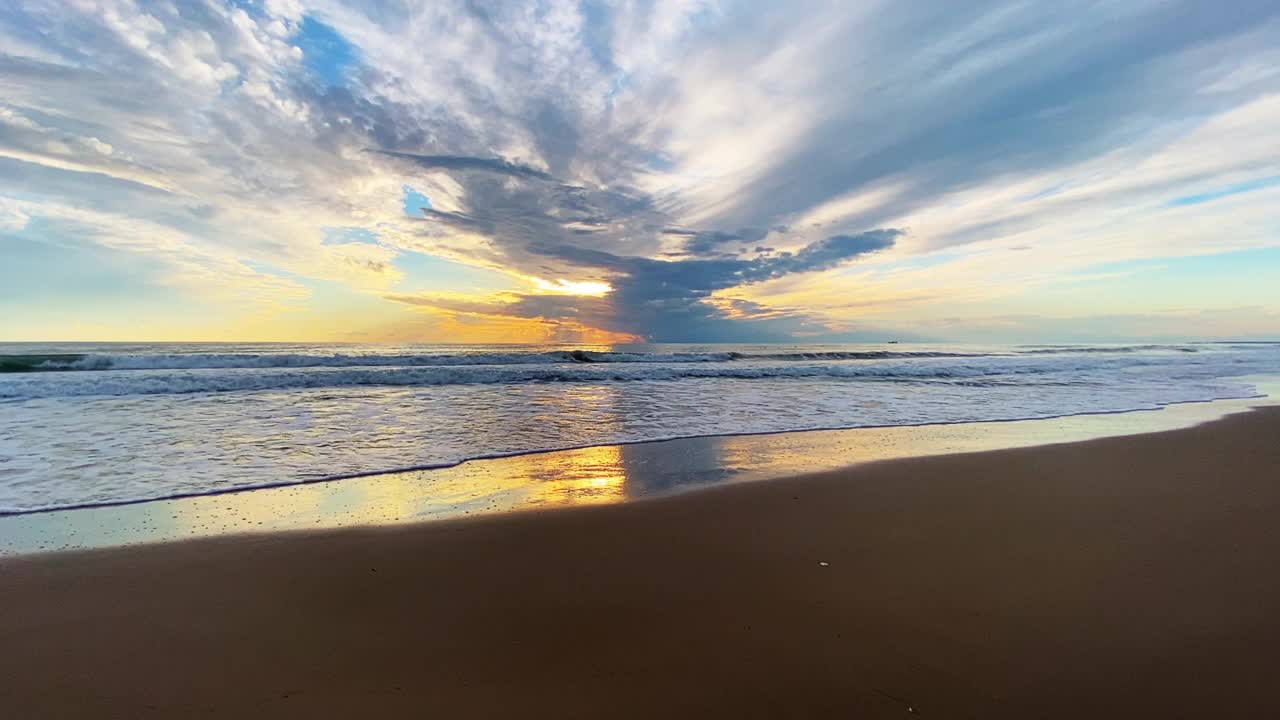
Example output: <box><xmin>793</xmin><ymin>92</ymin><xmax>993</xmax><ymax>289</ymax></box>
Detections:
<box><xmin>293</xmin><ymin>15</ymin><xmax>357</xmax><ymax>87</ymax></box>
<box><xmin>226</xmin><ymin>0</ymin><xmax>267</xmax><ymax>20</ymax></box>
<box><xmin>321</xmin><ymin>226</ymin><xmax>380</xmax><ymax>246</ymax></box>
<box><xmin>641</xmin><ymin>151</ymin><xmax>674</xmax><ymax>173</ymax></box>
<box><xmin>393</xmin><ymin>251</ymin><xmax>513</xmax><ymax>295</ymax></box>
<box><xmin>860</xmin><ymin>249</ymin><xmax>965</xmax><ymax>277</ymax></box>
<box><xmin>1166</xmin><ymin>175</ymin><xmax>1280</xmax><ymax>207</ymax></box>
<box><xmin>1033</xmin><ymin>247</ymin><xmax>1280</xmax><ymax>313</ymax></box>
<box><xmin>401</xmin><ymin>186</ymin><xmax>432</xmax><ymax>218</ymax></box>
<box><xmin>1070</xmin><ymin>247</ymin><xmax>1280</xmax><ymax>280</ymax></box>
<box><xmin>1021</xmin><ymin>181</ymin><xmax>1068</xmax><ymax>202</ymax></box>
<box><xmin>578</xmin><ymin>0</ymin><xmax>614</xmax><ymax>70</ymax></box>
<box><xmin>2</xmin><ymin>227</ymin><xmax>171</xmax><ymax>301</ymax></box>
<box><xmin>605</xmin><ymin>72</ymin><xmax>633</xmax><ymax>102</ymax></box>
<box><xmin>0</xmin><ymin>210</ymin><xmax>39</xmax><ymax>238</ymax></box>
<box><xmin>686</xmin><ymin>2</ymin><xmax>721</xmax><ymax>33</ymax></box>
<box><xmin>241</xmin><ymin>259</ymin><xmax>309</xmax><ymax>284</ymax></box>
<box><xmin>244</xmin><ymin>252</ymin><xmax>510</xmax><ymax>297</ymax></box>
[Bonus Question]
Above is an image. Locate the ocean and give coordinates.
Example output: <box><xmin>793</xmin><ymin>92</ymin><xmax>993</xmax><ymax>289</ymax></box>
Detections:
<box><xmin>2</xmin><ymin>341</ymin><xmax>1277</xmax><ymax>515</ymax></box>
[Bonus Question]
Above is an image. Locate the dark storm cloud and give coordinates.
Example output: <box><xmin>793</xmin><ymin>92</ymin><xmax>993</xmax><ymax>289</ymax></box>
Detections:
<box><xmin>532</xmin><ymin>229</ymin><xmax>897</xmax><ymax>289</ymax></box>
<box><xmin>389</xmin><ymin>229</ymin><xmax>899</xmax><ymax>341</ymax></box>
<box><xmin>377</xmin><ymin>138</ymin><xmax>899</xmax><ymax>340</ymax></box>
<box><xmin>380</xmin><ymin>148</ymin><xmax>670</xmax><ymax>262</ymax></box>
<box><xmin>673</xmin><ymin>228</ymin><xmax>771</xmax><ymax>256</ymax></box>
<box><xmin>372</xmin><ymin>151</ymin><xmax>554</xmax><ymax>180</ymax></box>
<box><xmin>386</xmin><ymin>289</ymin><xmax>847</xmax><ymax>342</ymax></box>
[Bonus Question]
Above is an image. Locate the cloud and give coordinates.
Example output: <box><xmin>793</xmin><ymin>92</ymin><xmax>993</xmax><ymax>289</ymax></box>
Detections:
<box><xmin>639</xmin><ymin>1</ymin><xmax>1280</xmax><ymax>234</ymax></box>
<box><xmin>374</xmin><ymin>132</ymin><xmax>899</xmax><ymax>339</ymax></box>
<box><xmin>673</xmin><ymin>228</ymin><xmax>770</xmax><ymax>256</ymax></box>
<box><xmin>2</xmin><ymin>0</ymin><xmax>1279</xmax><ymax>341</ymax></box>
<box><xmin>374</xmin><ymin>151</ymin><xmax>554</xmax><ymax>180</ymax></box>
<box><xmin>388</xmin><ymin>229</ymin><xmax>897</xmax><ymax>341</ymax></box>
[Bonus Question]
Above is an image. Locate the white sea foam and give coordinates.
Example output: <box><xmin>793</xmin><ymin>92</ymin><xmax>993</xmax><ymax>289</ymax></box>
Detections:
<box><xmin>1</xmin><ymin>342</ymin><xmax>1276</xmax><ymax>513</ymax></box>
<box><xmin>9</xmin><ymin>343</ymin><xmax>1200</xmax><ymax>374</ymax></box>
<box><xmin>0</xmin><ymin>347</ymin><xmax>1232</xmax><ymax>399</ymax></box>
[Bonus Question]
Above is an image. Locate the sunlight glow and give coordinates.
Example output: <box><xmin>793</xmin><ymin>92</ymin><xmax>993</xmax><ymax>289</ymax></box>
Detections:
<box><xmin>531</xmin><ymin>277</ymin><xmax>613</xmax><ymax>296</ymax></box>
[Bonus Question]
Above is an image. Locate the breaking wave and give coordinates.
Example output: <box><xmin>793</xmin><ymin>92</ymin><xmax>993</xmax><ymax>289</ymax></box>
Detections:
<box><xmin>0</xmin><ymin>344</ymin><xmax>1201</xmax><ymax>374</ymax></box>
<box><xmin>0</xmin><ymin>354</ymin><xmax>1202</xmax><ymax>399</ymax></box>
<box><xmin>1</xmin><ymin>340</ymin><xmax>1275</xmax><ymax>515</ymax></box>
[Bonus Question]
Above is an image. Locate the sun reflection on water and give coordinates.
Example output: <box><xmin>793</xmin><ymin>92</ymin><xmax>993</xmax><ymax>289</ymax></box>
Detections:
<box><xmin>2</xmin><ymin>384</ymin><xmax>1277</xmax><ymax>556</ymax></box>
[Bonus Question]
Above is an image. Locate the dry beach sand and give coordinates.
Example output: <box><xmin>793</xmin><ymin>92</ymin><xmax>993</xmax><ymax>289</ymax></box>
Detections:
<box><xmin>3</xmin><ymin>407</ymin><xmax>1279</xmax><ymax>718</ymax></box>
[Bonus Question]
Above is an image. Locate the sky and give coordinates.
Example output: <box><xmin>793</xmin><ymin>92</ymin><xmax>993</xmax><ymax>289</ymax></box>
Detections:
<box><xmin>1</xmin><ymin>0</ymin><xmax>1278</xmax><ymax>344</ymax></box>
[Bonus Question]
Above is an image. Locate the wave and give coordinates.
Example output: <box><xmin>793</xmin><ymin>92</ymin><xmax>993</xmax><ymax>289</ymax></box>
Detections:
<box><xmin>0</xmin><ymin>354</ymin><xmax>89</xmax><ymax>373</ymax></box>
<box><xmin>1</xmin><ymin>388</ymin><xmax>1265</xmax><ymax>517</ymax></box>
<box><xmin>1</xmin><ymin>349</ymin><xmax>980</xmax><ymax>372</ymax></box>
<box><xmin>737</xmin><ymin>350</ymin><xmax>980</xmax><ymax>361</ymax></box>
<box><xmin>0</xmin><ymin>344</ymin><xmax>1202</xmax><ymax>374</ymax></box>
<box><xmin>1015</xmin><ymin>344</ymin><xmax>1198</xmax><ymax>355</ymax></box>
<box><xmin>0</xmin><ymin>356</ymin><xmax>1181</xmax><ymax>399</ymax></box>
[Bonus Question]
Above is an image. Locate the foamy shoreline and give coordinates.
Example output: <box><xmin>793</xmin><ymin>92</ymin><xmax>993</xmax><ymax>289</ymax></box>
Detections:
<box><xmin>3</xmin><ymin>382</ymin><xmax>1275</xmax><ymax>556</ymax></box>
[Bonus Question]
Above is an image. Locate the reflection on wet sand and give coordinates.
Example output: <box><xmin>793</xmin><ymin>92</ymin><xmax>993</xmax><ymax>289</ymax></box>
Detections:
<box><xmin>1</xmin><ymin>383</ymin><xmax>1276</xmax><ymax>556</ymax></box>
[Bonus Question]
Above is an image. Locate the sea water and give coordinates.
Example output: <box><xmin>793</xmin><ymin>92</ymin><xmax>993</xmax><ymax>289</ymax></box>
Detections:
<box><xmin>1</xmin><ymin>341</ymin><xmax>1277</xmax><ymax>513</ymax></box>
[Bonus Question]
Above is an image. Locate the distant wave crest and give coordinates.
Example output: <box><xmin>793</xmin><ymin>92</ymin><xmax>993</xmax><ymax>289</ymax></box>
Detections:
<box><xmin>0</xmin><ymin>344</ymin><xmax>1199</xmax><ymax>374</ymax></box>
<box><xmin>0</xmin><ymin>355</ymin><xmax>1191</xmax><ymax>399</ymax></box>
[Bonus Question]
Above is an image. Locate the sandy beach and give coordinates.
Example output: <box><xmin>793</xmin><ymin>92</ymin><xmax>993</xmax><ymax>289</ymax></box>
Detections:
<box><xmin>3</xmin><ymin>406</ymin><xmax>1279</xmax><ymax>718</ymax></box>
<box><xmin>7</xmin><ymin>0</ymin><xmax>1280</xmax><ymax>716</ymax></box>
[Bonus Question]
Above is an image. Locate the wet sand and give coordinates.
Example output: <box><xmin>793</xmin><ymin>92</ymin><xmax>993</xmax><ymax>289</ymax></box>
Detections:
<box><xmin>3</xmin><ymin>406</ymin><xmax>1279</xmax><ymax>718</ymax></box>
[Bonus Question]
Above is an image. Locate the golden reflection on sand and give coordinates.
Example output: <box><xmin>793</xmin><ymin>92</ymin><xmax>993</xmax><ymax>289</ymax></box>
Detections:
<box><xmin>523</xmin><ymin>443</ymin><xmax>629</xmax><ymax>506</ymax></box>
